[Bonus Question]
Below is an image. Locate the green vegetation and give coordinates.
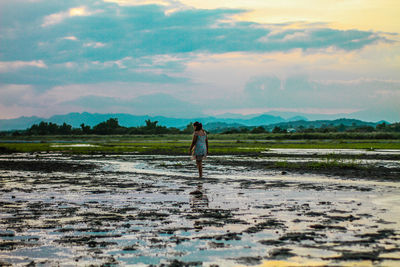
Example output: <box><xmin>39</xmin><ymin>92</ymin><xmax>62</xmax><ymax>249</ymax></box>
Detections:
<box><xmin>273</xmin><ymin>157</ymin><xmax>363</xmax><ymax>170</ymax></box>
<box><xmin>0</xmin><ymin>135</ymin><xmax>399</xmax><ymax>155</ymax></box>
<box><xmin>1</xmin><ymin>118</ymin><xmax>399</xmax><ymax>155</ymax></box>
<box><xmin>0</xmin><ymin>139</ymin><xmax>267</xmax><ymax>155</ymax></box>
<box><xmin>222</xmin><ymin>122</ymin><xmax>400</xmax><ymax>135</ymax></box>
<box><xmin>216</xmin><ymin>132</ymin><xmax>400</xmax><ymax>140</ymax></box>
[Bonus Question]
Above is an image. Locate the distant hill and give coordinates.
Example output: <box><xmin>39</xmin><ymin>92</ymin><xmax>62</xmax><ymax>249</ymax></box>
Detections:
<box><xmin>0</xmin><ymin>113</ymin><xmax>150</xmax><ymax>131</ymax></box>
<box><xmin>204</xmin><ymin>122</ymin><xmax>246</xmax><ymax>132</ymax></box>
<box><xmin>0</xmin><ymin>116</ymin><xmax>43</xmax><ymax>131</ymax></box>
<box><xmin>266</xmin><ymin>118</ymin><xmax>385</xmax><ymax>130</ymax></box>
<box><xmin>0</xmin><ymin>112</ymin><xmax>386</xmax><ymax>132</ymax></box>
<box><xmin>0</xmin><ymin>112</ymin><xmax>288</xmax><ymax>131</ymax></box>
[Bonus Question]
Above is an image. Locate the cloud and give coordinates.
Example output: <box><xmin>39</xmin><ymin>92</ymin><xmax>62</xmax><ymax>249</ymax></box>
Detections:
<box><xmin>63</xmin><ymin>36</ymin><xmax>78</xmax><ymax>41</ymax></box>
<box><xmin>0</xmin><ymin>60</ymin><xmax>47</xmax><ymax>72</ymax></box>
<box><xmin>0</xmin><ymin>84</ymin><xmax>36</xmax><ymax>106</ymax></box>
<box><xmin>42</xmin><ymin>6</ymin><xmax>96</xmax><ymax>27</ymax></box>
<box><xmin>1</xmin><ymin>2</ymin><xmax>389</xmax><ymax>62</ymax></box>
<box><xmin>258</xmin><ymin>28</ymin><xmax>384</xmax><ymax>51</ymax></box>
<box><xmin>241</xmin><ymin>75</ymin><xmax>400</xmax><ymax>113</ymax></box>
<box><xmin>0</xmin><ymin>1</ymin><xmax>390</xmax><ymax>89</ymax></box>
<box><xmin>83</xmin><ymin>42</ymin><xmax>106</xmax><ymax>48</ymax></box>
<box><xmin>0</xmin><ymin>55</ymin><xmax>189</xmax><ymax>88</ymax></box>
<box><xmin>104</xmin><ymin>0</ymin><xmax>172</xmax><ymax>6</ymax></box>
<box><xmin>0</xmin><ymin>82</ymin><xmax>204</xmax><ymax>118</ymax></box>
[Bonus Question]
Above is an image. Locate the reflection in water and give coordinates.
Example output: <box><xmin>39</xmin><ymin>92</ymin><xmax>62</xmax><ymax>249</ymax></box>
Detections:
<box><xmin>190</xmin><ymin>183</ymin><xmax>209</xmax><ymax>210</ymax></box>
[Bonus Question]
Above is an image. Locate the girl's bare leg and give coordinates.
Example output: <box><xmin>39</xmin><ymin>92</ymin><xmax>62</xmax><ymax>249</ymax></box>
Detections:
<box><xmin>196</xmin><ymin>160</ymin><xmax>203</xmax><ymax>178</ymax></box>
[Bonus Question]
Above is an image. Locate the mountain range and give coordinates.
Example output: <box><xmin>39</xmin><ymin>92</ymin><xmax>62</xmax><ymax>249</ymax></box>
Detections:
<box><xmin>0</xmin><ymin>112</ymin><xmax>387</xmax><ymax>131</ymax></box>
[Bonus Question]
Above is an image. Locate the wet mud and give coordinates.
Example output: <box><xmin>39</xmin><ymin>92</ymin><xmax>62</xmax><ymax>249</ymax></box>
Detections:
<box><xmin>0</xmin><ymin>153</ymin><xmax>399</xmax><ymax>266</ymax></box>
<box><xmin>211</xmin><ymin>157</ymin><xmax>400</xmax><ymax>181</ymax></box>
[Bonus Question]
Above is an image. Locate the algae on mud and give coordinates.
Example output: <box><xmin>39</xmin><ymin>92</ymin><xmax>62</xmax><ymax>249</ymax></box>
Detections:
<box><xmin>1</xmin><ymin>152</ymin><xmax>400</xmax><ymax>266</ymax></box>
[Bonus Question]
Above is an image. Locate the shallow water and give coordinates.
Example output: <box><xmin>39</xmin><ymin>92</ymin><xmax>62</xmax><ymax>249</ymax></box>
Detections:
<box><xmin>0</xmin><ymin>154</ymin><xmax>399</xmax><ymax>266</ymax></box>
<box><xmin>50</xmin><ymin>144</ymin><xmax>100</xmax><ymax>148</ymax></box>
<box><xmin>264</xmin><ymin>148</ymin><xmax>400</xmax><ymax>155</ymax></box>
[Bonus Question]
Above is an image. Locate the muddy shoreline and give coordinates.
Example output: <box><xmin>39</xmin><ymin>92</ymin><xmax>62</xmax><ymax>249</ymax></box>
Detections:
<box><xmin>209</xmin><ymin>157</ymin><xmax>400</xmax><ymax>181</ymax></box>
<box><xmin>0</xmin><ymin>160</ymin><xmax>96</xmax><ymax>173</ymax></box>
<box><xmin>1</xmin><ymin>152</ymin><xmax>399</xmax><ymax>180</ymax></box>
<box><xmin>1</xmin><ymin>153</ymin><xmax>400</xmax><ymax>266</ymax></box>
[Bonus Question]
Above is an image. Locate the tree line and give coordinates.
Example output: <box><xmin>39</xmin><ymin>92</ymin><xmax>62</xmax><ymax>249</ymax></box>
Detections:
<box><xmin>222</xmin><ymin>122</ymin><xmax>400</xmax><ymax>134</ymax></box>
<box><xmin>2</xmin><ymin>119</ymin><xmax>399</xmax><ymax>136</ymax></box>
<box><xmin>6</xmin><ymin>119</ymin><xmax>194</xmax><ymax>136</ymax></box>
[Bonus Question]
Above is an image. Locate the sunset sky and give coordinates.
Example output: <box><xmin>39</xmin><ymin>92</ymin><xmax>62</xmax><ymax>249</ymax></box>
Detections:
<box><xmin>1</xmin><ymin>0</ymin><xmax>399</xmax><ymax>121</ymax></box>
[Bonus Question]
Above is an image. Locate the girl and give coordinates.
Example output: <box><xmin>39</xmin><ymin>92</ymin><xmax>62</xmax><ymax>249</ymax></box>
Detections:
<box><xmin>189</xmin><ymin>122</ymin><xmax>208</xmax><ymax>178</ymax></box>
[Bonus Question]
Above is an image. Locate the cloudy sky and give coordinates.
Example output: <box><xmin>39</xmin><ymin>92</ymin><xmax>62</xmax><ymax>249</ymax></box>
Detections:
<box><xmin>1</xmin><ymin>0</ymin><xmax>399</xmax><ymax>121</ymax></box>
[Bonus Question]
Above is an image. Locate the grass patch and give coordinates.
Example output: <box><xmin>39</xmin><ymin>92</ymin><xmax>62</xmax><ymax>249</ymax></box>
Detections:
<box><xmin>307</xmin><ymin>158</ymin><xmax>361</xmax><ymax>169</ymax></box>
<box><xmin>0</xmin><ymin>134</ymin><xmax>399</xmax><ymax>155</ymax></box>
<box><xmin>274</xmin><ymin>157</ymin><xmax>363</xmax><ymax>170</ymax></box>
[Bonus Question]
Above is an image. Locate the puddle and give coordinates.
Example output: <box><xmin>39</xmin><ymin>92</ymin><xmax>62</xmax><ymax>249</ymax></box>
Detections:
<box><xmin>50</xmin><ymin>144</ymin><xmax>100</xmax><ymax>148</ymax></box>
<box><xmin>0</xmin><ymin>153</ymin><xmax>399</xmax><ymax>266</ymax></box>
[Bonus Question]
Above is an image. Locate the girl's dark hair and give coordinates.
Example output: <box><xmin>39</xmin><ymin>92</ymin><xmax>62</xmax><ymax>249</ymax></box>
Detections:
<box><xmin>193</xmin><ymin>121</ymin><xmax>202</xmax><ymax>131</ymax></box>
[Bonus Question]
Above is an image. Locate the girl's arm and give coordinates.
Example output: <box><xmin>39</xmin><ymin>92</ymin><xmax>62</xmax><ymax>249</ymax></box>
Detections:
<box><xmin>189</xmin><ymin>134</ymin><xmax>198</xmax><ymax>153</ymax></box>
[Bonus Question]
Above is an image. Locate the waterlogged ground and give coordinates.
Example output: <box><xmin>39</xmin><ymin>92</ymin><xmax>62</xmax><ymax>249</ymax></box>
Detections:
<box><xmin>0</xmin><ymin>152</ymin><xmax>400</xmax><ymax>266</ymax></box>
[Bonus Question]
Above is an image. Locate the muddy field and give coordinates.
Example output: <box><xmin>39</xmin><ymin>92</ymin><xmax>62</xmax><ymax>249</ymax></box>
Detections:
<box><xmin>1</xmin><ymin>152</ymin><xmax>400</xmax><ymax>266</ymax></box>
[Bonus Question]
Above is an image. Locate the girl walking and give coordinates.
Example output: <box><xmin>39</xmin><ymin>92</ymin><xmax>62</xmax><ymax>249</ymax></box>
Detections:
<box><xmin>189</xmin><ymin>122</ymin><xmax>208</xmax><ymax>178</ymax></box>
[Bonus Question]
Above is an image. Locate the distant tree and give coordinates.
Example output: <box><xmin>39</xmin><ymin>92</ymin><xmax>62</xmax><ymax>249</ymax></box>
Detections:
<box><xmin>376</xmin><ymin>122</ymin><xmax>387</xmax><ymax>131</ymax></box>
<box><xmin>251</xmin><ymin>126</ymin><xmax>267</xmax><ymax>133</ymax></box>
<box><xmin>144</xmin><ymin>119</ymin><xmax>159</xmax><ymax>129</ymax></box>
<box><xmin>168</xmin><ymin>127</ymin><xmax>181</xmax><ymax>134</ymax></box>
<box><xmin>389</xmin><ymin>122</ymin><xmax>400</xmax><ymax>132</ymax></box>
<box><xmin>303</xmin><ymin>125</ymin><xmax>315</xmax><ymax>133</ymax></box>
<box><xmin>136</xmin><ymin>119</ymin><xmax>170</xmax><ymax>134</ymax></box>
<box><xmin>182</xmin><ymin>122</ymin><xmax>194</xmax><ymax>134</ymax></box>
<box><xmin>355</xmin><ymin>125</ymin><xmax>374</xmax><ymax>132</ymax></box>
<box><xmin>272</xmin><ymin>126</ymin><xmax>286</xmax><ymax>133</ymax></box>
<box><xmin>59</xmin><ymin>123</ymin><xmax>72</xmax><ymax>135</ymax></box>
<box><xmin>296</xmin><ymin>125</ymin><xmax>305</xmax><ymax>132</ymax></box>
<box><xmin>38</xmin><ymin>122</ymin><xmax>49</xmax><ymax>134</ymax></box>
<box><xmin>223</xmin><ymin>128</ymin><xmax>240</xmax><ymax>134</ymax></box>
<box><xmin>71</xmin><ymin>128</ymin><xmax>82</xmax><ymax>135</ymax></box>
<box><xmin>12</xmin><ymin>131</ymin><xmax>21</xmax><ymax>136</ymax></box>
<box><xmin>25</xmin><ymin>121</ymin><xmax>76</xmax><ymax>135</ymax></box>
<box><xmin>80</xmin><ymin>123</ymin><xmax>91</xmax><ymax>134</ymax></box>
<box><xmin>317</xmin><ymin>124</ymin><xmax>337</xmax><ymax>133</ymax></box>
<box><xmin>92</xmin><ymin>118</ymin><xmax>125</xmax><ymax>134</ymax></box>
<box><xmin>48</xmin><ymin>122</ymin><xmax>59</xmax><ymax>134</ymax></box>
<box><xmin>336</xmin><ymin>123</ymin><xmax>346</xmax><ymax>132</ymax></box>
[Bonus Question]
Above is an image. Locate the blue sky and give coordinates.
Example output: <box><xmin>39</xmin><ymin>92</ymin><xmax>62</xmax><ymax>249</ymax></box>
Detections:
<box><xmin>1</xmin><ymin>0</ymin><xmax>399</xmax><ymax>121</ymax></box>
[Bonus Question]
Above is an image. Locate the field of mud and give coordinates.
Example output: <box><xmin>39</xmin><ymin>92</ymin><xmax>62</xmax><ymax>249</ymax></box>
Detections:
<box><xmin>1</xmin><ymin>152</ymin><xmax>400</xmax><ymax>266</ymax></box>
